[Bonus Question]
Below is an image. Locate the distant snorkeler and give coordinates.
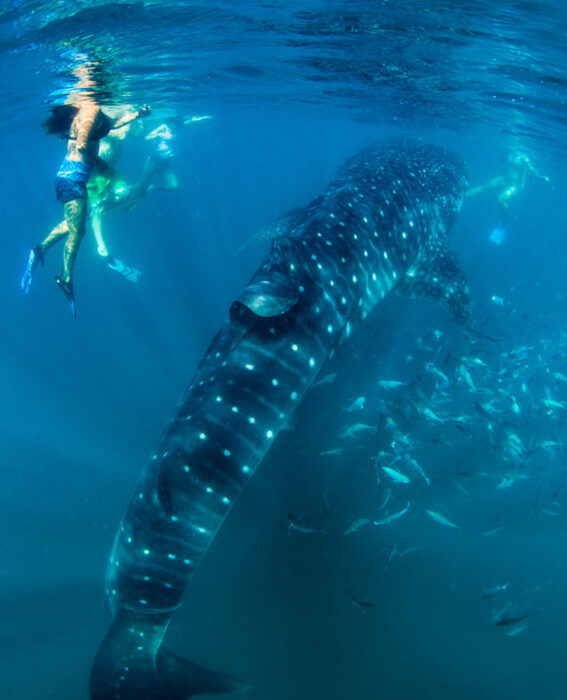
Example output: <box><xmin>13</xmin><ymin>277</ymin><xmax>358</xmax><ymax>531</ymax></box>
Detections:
<box><xmin>20</xmin><ymin>61</ymin><xmax>151</xmax><ymax>315</ymax></box>
<box><xmin>120</xmin><ymin>113</ymin><xmax>212</xmax><ymax>211</ymax></box>
<box><xmin>120</xmin><ymin>121</ymin><xmax>179</xmax><ymax>212</ymax></box>
<box><xmin>466</xmin><ymin>146</ymin><xmax>550</xmax><ymax>245</ymax></box>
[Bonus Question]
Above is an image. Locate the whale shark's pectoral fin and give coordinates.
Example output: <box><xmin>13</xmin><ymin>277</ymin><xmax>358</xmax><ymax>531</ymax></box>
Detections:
<box><xmin>236</xmin><ymin>207</ymin><xmax>304</xmax><ymax>255</ymax></box>
<box><xmin>229</xmin><ymin>271</ymin><xmax>299</xmax><ymax>348</ymax></box>
<box><xmin>90</xmin><ymin>609</ymin><xmax>249</xmax><ymax>699</ymax></box>
<box><xmin>398</xmin><ymin>238</ymin><xmax>471</xmax><ymax>326</ymax></box>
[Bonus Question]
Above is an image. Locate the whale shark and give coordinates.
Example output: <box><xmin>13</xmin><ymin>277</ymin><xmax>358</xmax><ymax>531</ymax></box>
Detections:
<box><xmin>90</xmin><ymin>138</ymin><xmax>471</xmax><ymax>699</ymax></box>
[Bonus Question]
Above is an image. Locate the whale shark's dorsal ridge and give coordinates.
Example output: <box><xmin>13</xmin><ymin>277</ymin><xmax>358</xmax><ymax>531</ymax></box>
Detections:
<box><xmin>90</xmin><ymin>138</ymin><xmax>470</xmax><ymax>699</ymax></box>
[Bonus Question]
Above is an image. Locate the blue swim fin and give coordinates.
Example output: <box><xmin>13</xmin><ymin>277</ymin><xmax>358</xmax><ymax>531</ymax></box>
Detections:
<box><xmin>20</xmin><ymin>244</ymin><xmax>43</xmax><ymax>294</ymax></box>
<box><xmin>107</xmin><ymin>257</ymin><xmax>142</xmax><ymax>282</ymax></box>
<box><xmin>489</xmin><ymin>225</ymin><xmax>507</xmax><ymax>245</ymax></box>
<box><xmin>90</xmin><ymin>609</ymin><xmax>249</xmax><ymax>699</ymax></box>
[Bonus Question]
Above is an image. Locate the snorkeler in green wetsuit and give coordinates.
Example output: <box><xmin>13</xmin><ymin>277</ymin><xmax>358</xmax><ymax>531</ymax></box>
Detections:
<box><xmin>91</xmin><ymin>113</ymin><xmax>212</xmax><ymax>281</ymax></box>
<box><xmin>467</xmin><ymin>149</ymin><xmax>550</xmax><ymax>245</ymax></box>
<box><xmin>86</xmin><ymin>112</ymin><xmax>147</xmax><ymax>282</ymax></box>
<box><xmin>87</xmin><ymin>157</ymin><xmax>142</xmax><ymax>283</ymax></box>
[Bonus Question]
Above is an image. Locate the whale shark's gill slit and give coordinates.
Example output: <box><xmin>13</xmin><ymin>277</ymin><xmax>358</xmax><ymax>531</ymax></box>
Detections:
<box><xmin>157</xmin><ymin>468</ymin><xmax>173</xmax><ymax>517</ymax></box>
<box><xmin>91</xmin><ymin>138</ymin><xmax>470</xmax><ymax>700</ymax></box>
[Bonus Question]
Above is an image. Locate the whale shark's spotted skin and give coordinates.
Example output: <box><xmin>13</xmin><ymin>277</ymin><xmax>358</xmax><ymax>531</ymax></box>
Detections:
<box><xmin>91</xmin><ymin>139</ymin><xmax>470</xmax><ymax>700</ymax></box>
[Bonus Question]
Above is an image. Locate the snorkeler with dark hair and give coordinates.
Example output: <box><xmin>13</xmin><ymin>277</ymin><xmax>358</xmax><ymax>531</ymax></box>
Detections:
<box><xmin>21</xmin><ymin>67</ymin><xmax>150</xmax><ymax>314</ymax></box>
<box><xmin>467</xmin><ymin>148</ymin><xmax>550</xmax><ymax>245</ymax></box>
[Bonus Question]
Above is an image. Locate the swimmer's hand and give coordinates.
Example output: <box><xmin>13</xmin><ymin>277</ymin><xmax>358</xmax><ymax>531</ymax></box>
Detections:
<box><xmin>138</xmin><ymin>105</ymin><xmax>151</xmax><ymax>118</ymax></box>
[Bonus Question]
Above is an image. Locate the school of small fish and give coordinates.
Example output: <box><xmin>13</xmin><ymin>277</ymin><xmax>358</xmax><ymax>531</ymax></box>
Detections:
<box><xmin>293</xmin><ymin>309</ymin><xmax>567</xmax><ymax>631</ymax></box>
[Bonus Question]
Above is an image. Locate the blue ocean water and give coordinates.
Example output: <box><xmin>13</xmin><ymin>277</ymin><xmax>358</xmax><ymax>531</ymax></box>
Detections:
<box><xmin>2</xmin><ymin>2</ymin><xmax>567</xmax><ymax>698</ymax></box>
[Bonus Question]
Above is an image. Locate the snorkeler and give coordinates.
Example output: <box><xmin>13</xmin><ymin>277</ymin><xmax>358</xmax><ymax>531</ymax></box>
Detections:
<box><xmin>87</xmin><ymin>111</ymin><xmax>146</xmax><ymax>282</ymax></box>
<box><xmin>121</xmin><ymin>121</ymin><xmax>179</xmax><ymax>212</ymax></box>
<box><xmin>467</xmin><ymin>148</ymin><xmax>550</xmax><ymax>245</ymax></box>
<box><xmin>112</xmin><ymin>114</ymin><xmax>212</xmax><ymax>213</ymax></box>
<box><xmin>87</xmin><ymin>112</ymin><xmax>211</xmax><ymax>284</ymax></box>
<box><xmin>20</xmin><ymin>65</ymin><xmax>150</xmax><ymax>314</ymax></box>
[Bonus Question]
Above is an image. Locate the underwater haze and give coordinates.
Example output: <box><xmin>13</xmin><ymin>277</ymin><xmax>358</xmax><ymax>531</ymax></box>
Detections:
<box><xmin>2</xmin><ymin>1</ymin><xmax>567</xmax><ymax>699</ymax></box>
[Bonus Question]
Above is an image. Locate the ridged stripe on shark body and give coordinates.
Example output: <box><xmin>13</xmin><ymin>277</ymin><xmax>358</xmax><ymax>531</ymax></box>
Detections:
<box><xmin>200</xmin><ymin>410</ymin><xmax>266</xmax><ymax>459</ymax></box>
<box><xmin>261</xmin><ymin>328</ymin><xmax>330</xmax><ymax>370</ymax></box>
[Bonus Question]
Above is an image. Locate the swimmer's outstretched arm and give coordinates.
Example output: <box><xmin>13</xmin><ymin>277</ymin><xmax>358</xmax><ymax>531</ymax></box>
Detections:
<box><xmin>111</xmin><ymin>105</ymin><xmax>152</xmax><ymax>130</ymax></box>
<box><xmin>466</xmin><ymin>175</ymin><xmax>505</xmax><ymax>197</ymax></box>
<box><xmin>526</xmin><ymin>158</ymin><xmax>550</xmax><ymax>182</ymax></box>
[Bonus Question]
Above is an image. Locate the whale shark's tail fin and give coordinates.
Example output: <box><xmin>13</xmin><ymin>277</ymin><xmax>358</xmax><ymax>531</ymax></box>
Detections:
<box><xmin>90</xmin><ymin>609</ymin><xmax>248</xmax><ymax>699</ymax></box>
<box><xmin>157</xmin><ymin>647</ymin><xmax>247</xmax><ymax>698</ymax></box>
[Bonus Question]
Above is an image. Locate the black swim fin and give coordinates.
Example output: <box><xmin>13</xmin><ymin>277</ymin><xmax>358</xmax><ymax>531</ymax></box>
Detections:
<box><xmin>55</xmin><ymin>276</ymin><xmax>77</xmax><ymax>318</ymax></box>
<box><xmin>90</xmin><ymin>609</ymin><xmax>249</xmax><ymax>700</ymax></box>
